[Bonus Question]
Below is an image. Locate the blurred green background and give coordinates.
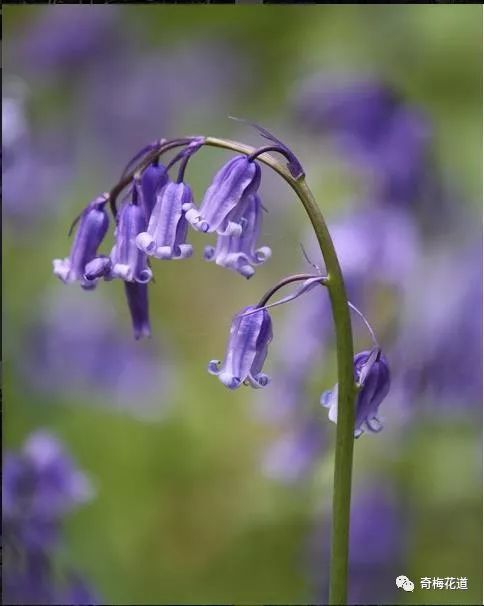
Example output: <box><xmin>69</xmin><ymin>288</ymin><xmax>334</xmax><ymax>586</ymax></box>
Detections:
<box><xmin>3</xmin><ymin>5</ymin><xmax>482</xmax><ymax>605</ymax></box>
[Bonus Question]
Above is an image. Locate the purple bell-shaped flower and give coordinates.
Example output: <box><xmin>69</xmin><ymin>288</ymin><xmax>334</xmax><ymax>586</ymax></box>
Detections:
<box><xmin>185</xmin><ymin>155</ymin><xmax>261</xmax><ymax>236</ymax></box>
<box><xmin>203</xmin><ymin>193</ymin><xmax>271</xmax><ymax>278</ymax></box>
<box><xmin>209</xmin><ymin>305</ymin><xmax>272</xmax><ymax>389</ymax></box>
<box><xmin>321</xmin><ymin>348</ymin><xmax>390</xmax><ymax>437</ymax></box>
<box><xmin>53</xmin><ymin>194</ymin><xmax>109</xmax><ymax>290</ymax></box>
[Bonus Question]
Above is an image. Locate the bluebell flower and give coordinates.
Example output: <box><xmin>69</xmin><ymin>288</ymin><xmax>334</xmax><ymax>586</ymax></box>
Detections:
<box><xmin>139</xmin><ymin>161</ymin><xmax>168</xmax><ymax>220</ymax></box>
<box><xmin>124</xmin><ymin>281</ymin><xmax>151</xmax><ymax>340</ymax></box>
<box><xmin>321</xmin><ymin>348</ymin><xmax>391</xmax><ymax>437</ymax></box>
<box><xmin>209</xmin><ymin>306</ymin><xmax>272</xmax><ymax>389</ymax></box>
<box><xmin>19</xmin><ymin>6</ymin><xmax>119</xmax><ymax>74</ymax></box>
<box><xmin>53</xmin><ymin>194</ymin><xmax>109</xmax><ymax>289</ymax></box>
<box><xmin>208</xmin><ymin>276</ymin><xmax>324</xmax><ymax>390</ymax></box>
<box><xmin>136</xmin><ymin>181</ymin><xmax>194</xmax><ymax>260</ymax></box>
<box><xmin>204</xmin><ymin>193</ymin><xmax>271</xmax><ymax>278</ymax></box>
<box><xmin>185</xmin><ymin>155</ymin><xmax>261</xmax><ymax>236</ymax></box>
<box><xmin>108</xmin><ymin>200</ymin><xmax>153</xmax><ymax>282</ymax></box>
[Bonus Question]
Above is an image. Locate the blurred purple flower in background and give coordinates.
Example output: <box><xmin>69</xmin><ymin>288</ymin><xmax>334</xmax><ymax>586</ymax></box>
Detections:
<box><xmin>262</xmin><ymin>421</ymin><xmax>325</xmax><ymax>484</ymax></box>
<box><xmin>295</xmin><ymin>74</ymin><xmax>433</xmax><ymax>207</ymax></box>
<box><xmin>17</xmin><ymin>5</ymin><xmax>120</xmax><ymax>76</ymax></box>
<box><xmin>296</xmin><ymin>77</ymin><xmax>399</xmax><ymax>151</ymax></box>
<box><xmin>4</xmin><ymin>432</ymin><xmax>92</xmax><ymax>527</ymax></box>
<box><xmin>83</xmin><ymin>40</ymin><xmax>251</xmax><ymax>166</ymax></box>
<box><xmin>393</xmin><ymin>241</ymin><xmax>482</xmax><ymax>411</ymax></box>
<box><xmin>259</xmin><ymin>72</ymin><xmax>481</xmax><ymax>488</ymax></box>
<box><xmin>3</xmin><ymin>431</ymin><xmax>98</xmax><ymax>605</ymax></box>
<box><xmin>3</xmin><ymin>77</ymin><xmax>73</xmax><ymax>226</ymax></box>
<box><xmin>21</xmin><ymin>291</ymin><xmax>173</xmax><ymax>419</ymax></box>
<box><xmin>308</xmin><ymin>482</ymin><xmax>406</xmax><ymax>605</ymax></box>
<box><xmin>328</xmin><ymin>205</ymin><xmax>419</xmax><ymax>291</ymax></box>
<box><xmin>346</xmin><ymin>483</ymin><xmax>406</xmax><ymax>605</ymax></box>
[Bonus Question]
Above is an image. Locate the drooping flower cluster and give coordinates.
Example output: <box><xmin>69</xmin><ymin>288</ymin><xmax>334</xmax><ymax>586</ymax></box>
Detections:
<box><xmin>53</xmin><ymin>129</ymin><xmax>391</xmax><ymax>441</ymax></box>
<box><xmin>3</xmin><ymin>431</ymin><xmax>98</xmax><ymax>605</ymax></box>
<box><xmin>53</xmin><ymin>140</ymin><xmax>273</xmax><ymax>340</ymax></box>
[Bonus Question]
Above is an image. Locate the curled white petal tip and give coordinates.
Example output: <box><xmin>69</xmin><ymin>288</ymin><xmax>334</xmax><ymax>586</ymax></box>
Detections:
<box><xmin>177</xmin><ymin>244</ymin><xmax>193</xmax><ymax>259</ymax></box>
<box><xmin>53</xmin><ymin>258</ymin><xmax>72</xmax><ymax>283</ymax></box>
<box><xmin>208</xmin><ymin>360</ymin><xmax>221</xmax><ymax>375</ymax></box>
<box><xmin>155</xmin><ymin>246</ymin><xmax>174</xmax><ymax>260</ymax></box>
<box><xmin>247</xmin><ymin>373</ymin><xmax>270</xmax><ymax>388</ymax></box>
<box><xmin>219</xmin><ymin>372</ymin><xmax>242</xmax><ymax>389</ymax></box>
<box><xmin>184</xmin><ymin>208</ymin><xmax>206</xmax><ymax>231</ymax></box>
<box><xmin>254</xmin><ymin>246</ymin><xmax>272</xmax><ymax>263</ymax></box>
<box><xmin>112</xmin><ymin>263</ymin><xmax>133</xmax><ymax>281</ymax></box>
<box><xmin>366</xmin><ymin>417</ymin><xmax>383</xmax><ymax>433</ymax></box>
<box><xmin>204</xmin><ymin>246</ymin><xmax>216</xmax><ymax>261</ymax></box>
<box><xmin>219</xmin><ymin>221</ymin><xmax>243</xmax><ymax>237</ymax></box>
<box><xmin>137</xmin><ymin>268</ymin><xmax>153</xmax><ymax>283</ymax></box>
<box><xmin>239</xmin><ymin>265</ymin><xmax>255</xmax><ymax>279</ymax></box>
<box><xmin>135</xmin><ymin>232</ymin><xmax>156</xmax><ymax>254</ymax></box>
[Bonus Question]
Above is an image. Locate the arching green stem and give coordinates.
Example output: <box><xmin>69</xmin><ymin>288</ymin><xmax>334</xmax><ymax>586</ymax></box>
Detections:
<box><xmin>204</xmin><ymin>137</ymin><xmax>356</xmax><ymax>605</ymax></box>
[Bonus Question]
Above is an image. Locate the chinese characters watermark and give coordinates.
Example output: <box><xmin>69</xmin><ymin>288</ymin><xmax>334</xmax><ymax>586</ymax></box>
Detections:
<box><xmin>396</xmin><ymin>575</ymin><xmax>468</xmax><ymax>592</ymax></box>
<box><xmin>420</xmin><ymin>577</ymin><xmax>468</xmax><ymax>591</ymax></box>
